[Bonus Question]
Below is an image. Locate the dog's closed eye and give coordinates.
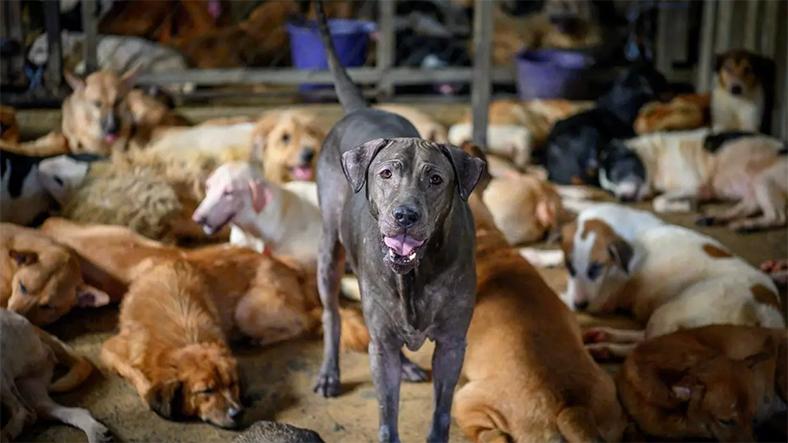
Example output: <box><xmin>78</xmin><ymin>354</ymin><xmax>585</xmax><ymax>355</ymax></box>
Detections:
<box><xmin>19</xmin><ymin>282</ymin><xmax>27</xmax><ymax>295</ymax></box>
<box><xmin>197</xmin><ymin>388</ymin><xmax>215</xmax><ymax>395</ymax></box>
<box><xmin>717</xmin><ymin>419</ymin><xmax>735</xmax><ymax>427</ymax></box>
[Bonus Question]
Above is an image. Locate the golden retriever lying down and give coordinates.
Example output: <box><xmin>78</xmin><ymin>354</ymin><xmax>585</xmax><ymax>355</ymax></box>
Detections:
<box><xmin>39</xmin><ymin>218</ymin><xmax>370</xmax><ymax>428</ymax></box>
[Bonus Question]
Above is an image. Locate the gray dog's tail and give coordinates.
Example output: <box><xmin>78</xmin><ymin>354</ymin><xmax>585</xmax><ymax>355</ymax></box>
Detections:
<box><xmin>313</xmin><ymin>0</ymin><xmax>368</xmax><ymax>113</ymax></box>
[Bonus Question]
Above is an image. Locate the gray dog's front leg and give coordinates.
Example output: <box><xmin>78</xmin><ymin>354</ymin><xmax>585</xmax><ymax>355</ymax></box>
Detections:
<box><xmin>370</xmin><ymin>339</ymin><xmax>403</xmax><ymax>443</ymax></box>
<box><xmin>314</xmin><ymin>233</ymin><xmax>345</xmax><ymax>397</ymax></box>
<box><xmin>427</xmin><ymin>338</ymin><xmax>466</xmax><ymax>443</ymax></box>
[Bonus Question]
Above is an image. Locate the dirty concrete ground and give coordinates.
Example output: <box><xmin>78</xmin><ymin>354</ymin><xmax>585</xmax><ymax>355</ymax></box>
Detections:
<box><xmin>13</xmin><ymin>104</ymin><xmax>787</xmax><ymax>443</ymax></box>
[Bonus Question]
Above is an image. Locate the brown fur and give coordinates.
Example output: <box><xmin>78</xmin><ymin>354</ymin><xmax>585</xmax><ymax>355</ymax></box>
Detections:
<box><xmin>452</xmin><ymin>188</ymin><xmax>625</xmax><ymax>442</ymax></box>
<box><xmin>249</xmin><ymin>111</ymin><xmax>326</xmax><ymax>184</ymax></box>
<box><xmin>125</xmin><ymin>89</ymin><xmax>191</xmax><ymax>146</ymax></box>
<box><xmin>702</xmin><ymin>243</ymin><xmax>733</xmax><ymax>259</ymax></box>
<box><xmin>716</xmin><ymin>49</ymin><xmax>767</xmax><ymax>93</ymax></box>
<box><xmin>618</xmin><ymin>325</ymin><xmax>787</xmax><ymax>442</ymax></box>
<box><xmin>750</xmin><ymin>284</ymin><xmax>783</xmax><ymax>315</ymax></box>
<box><xmin>0</xmin><ymin>105</ymin><xmax>19</xmax><ymax>143</ymax></box>
<box><xmin>634</xmin><ymin>93</ymin><xmax>710</xmax><ymax>135</ymax></box>
<box><xmin>0</xmin><ymin>132</ymin><xmax>69</xmax><ymax>157</ymax></box>
<box><xmin>0</xmin><ymin>223</ymin><xmax>109</xmax><ymax>325</ymax></box>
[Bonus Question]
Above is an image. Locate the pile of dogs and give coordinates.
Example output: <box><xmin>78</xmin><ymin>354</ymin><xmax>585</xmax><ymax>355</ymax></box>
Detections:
<box><xmin>2</xmin><ymin>2</ymin><xmax>788</xmax><ymax>443</ymax></box>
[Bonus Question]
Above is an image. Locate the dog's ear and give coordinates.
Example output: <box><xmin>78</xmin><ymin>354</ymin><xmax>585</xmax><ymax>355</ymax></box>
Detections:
<box><xmin>75</xmin><ymin>283</ymin><xmax>111</xmax><ymax>308</ymax></box>
<box><xmin>249</xmin><ymin>114</ymin><xmax>280</xmax><ymax>163</ymax></box>
<box><xmin>120</xmin><ymin>66</ymin><xmax>141</xmax><ymax>89</ymax></box>
<box><xmin>607</xmin><ymin>238</ymin><xmax>634</xmax><ymax>273</ymax></box>
<box><xmin>714</xmin><ymin>52</ymin><xmax>727</xmax><ymax>73</ymax></box>
<box><xmin>341</xmin><ymin>139</ymin><xmax>389</xmax><ymax>193</ymax></box>
<box><xmin>64</xmin><ymin>72</ymin><xmax>85</xmax><ymax>93</ymax></box>
<box><xmin>247</xmin><ymin>179</ymin><xmax>273</xmax><ymax>213</ymax></box>
<box><xmin>441</xmin><ymin>144</ymin><xmax>487</xmax><ymax>201</ymax></box>
<box><xmin>8</xmin><ymin>250</ymin><xmax>38</xmax><ymax>266</ymax></box>
<box><xmin>146</xmin><ymin>379</ymin><xmax>184</xmax><ymax>420</ymax></box>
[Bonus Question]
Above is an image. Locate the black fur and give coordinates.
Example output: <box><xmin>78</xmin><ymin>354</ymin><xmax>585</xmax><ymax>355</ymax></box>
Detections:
<box><xmin>702</xmin><ymin>131</ymin><xmax>758</xmax><ymax>154</ymax></box>
<box><xmin>597</xmin><ymin>62</ymin><xmax>670</xmax><ymax>126</ymax></box>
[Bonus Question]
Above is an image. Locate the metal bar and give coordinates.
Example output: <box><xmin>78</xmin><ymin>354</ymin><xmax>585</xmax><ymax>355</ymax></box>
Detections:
<box><xmin>714</xmin><ymin>0</ymin><xmax>733</xmax><ymax>54</ymax></box>
<box><xmin>470</xmin><ymin>0</ymin><xmax>493</xmax><ymax>147</ymax></box>
<box><xmin>4</xmin><ymin>0</ymin><xmax>25</xmax><ymax>85</ymax></box>
<box><xmin>743</xmin><ymin>0</ymin><xmax>760</xmax><ymax>51</ymax></box>
<box><xmin>376</xmin><ymin>0</ymin><xmax>396</xmax><ymax>98</ymax></box>
<box><xmin>43</xmin><ymin>0</ymin><xmax>63</xmax><ymax>91</ymax></box>
<box><xmin>696</xmin><ymin>0</ymin><xmax>717</xmax><ymax>93</ymax></box>
<box><xmin>81</xmin><ymin>0</ymin><xmax>99</xmax><ymax>74</ymax></box>
<box><xmin>655</xmin><ymin>3</ymin><xmax>671</xmax><ymax>78</ymax></box>
<box><xmin>136</xmin><ymin>66</ymin><xmax>517</xmax><ymax>86</ymax></box>
<box><xmin>760</xmin><ymin>1</ymin><xmax>780</xmax><ymax>58</ymax></box>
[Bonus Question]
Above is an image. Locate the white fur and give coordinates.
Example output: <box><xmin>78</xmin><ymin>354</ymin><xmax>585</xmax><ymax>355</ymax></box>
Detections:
<box><xmin>711</xmin><ymin>77</ymin><xmax>764</xmax><ymax>132</ymax></box>
<box><xmin>448</xmin><ymin>123</ymin><xmax>533</xmax><ymax>168</ymax></box>
<box><xmin>147</xmin><ymin>123</ymin><xmax>256</xmax><ymax>156</ymax></box>
<box><xmin>1</xmin><ymin>159</ymin><xmax>53</xmax><ymax>225</ymax></box>
<box><xmin>37</xmin><ymin>155</ymin><xmax>91</xmax><ymax>206</ymax></box>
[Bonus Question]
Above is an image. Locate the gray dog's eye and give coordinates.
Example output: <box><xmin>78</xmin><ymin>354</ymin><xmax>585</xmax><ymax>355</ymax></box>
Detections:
<box><xmin>380</xmin><ymin>169</ymin><xmax>392</xmax><ymax>179</ymax></box>
<box><xmin>429</xmin><ymin>175</ymin><xmax>443</xmax><ymax>185</ymax></box>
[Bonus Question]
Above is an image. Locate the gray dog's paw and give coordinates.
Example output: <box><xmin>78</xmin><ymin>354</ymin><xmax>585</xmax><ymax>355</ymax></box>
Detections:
<box><xmin>313</xmin><ymin>373</ymin><xmax>341</xmax><ymax>397</ymax></box>
<box><xmin>400</xmin><ymin>360</ymin><xmax>428</xmax><ymax>383</ymax></box>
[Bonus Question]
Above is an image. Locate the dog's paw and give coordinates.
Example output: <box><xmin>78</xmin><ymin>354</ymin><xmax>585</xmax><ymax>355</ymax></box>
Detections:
<box><xmin>400</xmin><ymin>360</ymin><xmax>428</xmax><ymax>383</ymax></box>
<box><xmin>582</xmin><ymin>328</ymin><xmax>609</xmax><ymax>344</ymax></box>
<box><xmin>313</xmin><ymin>372</ymin><xmax>341</xmax><ymax>398</ymax></box>
<box><xmin>653</xmin><ymin>196</ymin><xmax>692</xmax><ymax>213</ymax></box>
<box><xmin>695</xmin><ymin>215</ymin><xmax>716</xmax><ymax>227</ymax></box>
<box><xmin>87</xmin><ymin>424</ymin><xmax>113</xmax><ymax>443</ymax></box>
<box><xmin>730</xmin><ymin>222</ymin><xmax>760</xmax><ymax>233</ymax></box>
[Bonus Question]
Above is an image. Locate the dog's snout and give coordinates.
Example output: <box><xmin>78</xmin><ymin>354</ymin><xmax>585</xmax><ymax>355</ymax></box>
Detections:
<box><xmin>300</xmin><ymin>148</ymin><xmax>315</xmax><ymax>164</ymax></box>
<box><xmin>573</xmin><ymin>300</ymin><xmax>589</xmax><ymax>311</ymax></box>
<box><xmin>101</xmin><ymin>115</ymin><xmax>119</xmax><ymax>135</ymax></box>
<box><xmin>730</xmin><ymin>85</ymin><xmax>743</xmax><ymax>95</ymax></box>
<box><xmin>228</xmin><ymin>406</ymin><xmax>244</xmax><ymax>421</ymax></box>
<box><xmin>393</xmin><ymin>206</ymin><xmax>420</xmax><ymax>229</ymax></box>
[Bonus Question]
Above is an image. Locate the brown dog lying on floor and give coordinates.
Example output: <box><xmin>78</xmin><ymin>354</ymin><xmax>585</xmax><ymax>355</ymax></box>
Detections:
<box><xmin>0</xmin><ymin>105</ymin><xmax>19</xmax><ymax>143</ymax></box>
<box><xmin>618</xmin><ymin>325</ymin><xmax>787</xmax><ymax>442</ymax></box>
<box><xmin>0</xmin><ymin>223</ymin><xmax>110</xmax><ymax>326</ymax></box>
<box><xmin>451</xmin><ymin>149</ymin><xmax>625</xmax><ymax>442</ymax></box>
<box><xmin>634</xmin><ymin>93</ymin><xmax>710</xmax><ymax>135</ymax></box>
<box><xmin>39</xmin><ymin>217</ymin><xmax>370</xmax><ymax>428</ymax></box>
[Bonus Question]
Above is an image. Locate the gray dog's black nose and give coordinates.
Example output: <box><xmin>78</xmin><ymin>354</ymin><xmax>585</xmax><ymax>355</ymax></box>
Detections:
<box><xmin>731</xmin><ymin>85</ymin><xmax>743</xmax><ymax>95</ymax></box>
<box><xmin>574</xmin><ymin>300</ymin><xmax>589</xmax><ymax>311</ymax></box>
<box><xmin>393</xmin><ymin>206</ymin><xmax>420</xmax><ymax>229</ymax></box>
<box><xmin>300</xmin><ymin>148</ymin><xmax>315</xmax><ymax>164</ymax></box>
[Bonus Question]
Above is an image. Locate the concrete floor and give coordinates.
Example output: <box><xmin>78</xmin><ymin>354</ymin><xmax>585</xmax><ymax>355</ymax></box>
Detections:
<box><xmin>12</xmin><ymin>104</ymin><xmax>788</xmax><ymax>443</ymax></box>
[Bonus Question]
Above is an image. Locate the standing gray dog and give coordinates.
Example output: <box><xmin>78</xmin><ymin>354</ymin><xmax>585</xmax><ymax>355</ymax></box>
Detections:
<box><xmin>310</xmin><ymin>2</ymin><xmax>485</xmax><ymax>442</ymax></box>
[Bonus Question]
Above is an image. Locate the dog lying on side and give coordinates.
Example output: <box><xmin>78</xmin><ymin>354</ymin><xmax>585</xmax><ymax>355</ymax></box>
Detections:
<box><xmin>0</xmin><ymin>223</ymin><xmax>109</xmax><ymax>325</ymax></box>
<box><xmin>711</xmin><ymin>49</ymin><xmax>770</xmax><ymax>133</ymax></box>
<box><xmin>634</xmin><ymin>93</ymin><xmax>710</xmax><ymax>134</ymax></box>
<box><xmin>561</xmin><ymin>203</ymin><xmax>785</xmax><ymax>359</ymax></box>
<box><xmin>62</xmin><ymin>69</ymin><xmax>137</xmax><ymax>155</ymax></box>
<box><xmin>452</xmin><ymin>163</ymin><xmax>625</xmax><ymax>443</ymax></box>
<box><xmin>1</xmin><ymin>308</ymin><xmax>111</xmax><ymax>443</ymax></box>
<box><xmin>39</xmin><ymin>217</ymin><xmax>370</xmax><ymax>428</ymax></box>
<box><xmin>0</xmin><ymin>105</ymin><xmax>19</xmax><ymax>143</ymax></box>
<box><xmin>598</xmin><ymin>129</ymin><xmax>787</xmax><ymax>231</ymax></box>
<box><xmin>618</xmin><ymin>325</ymin><xmax>787</xmax><ymax>442</ymax></box>
<box><xmin>192</xmin><ymin>161</ymin><xmax>321</xmax><ymax>269</ymax></box>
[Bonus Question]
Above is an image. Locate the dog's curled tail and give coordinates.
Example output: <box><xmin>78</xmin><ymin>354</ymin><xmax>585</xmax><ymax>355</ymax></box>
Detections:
<box><xmin>313</xmin><ymin>0</ymin><xmax>368</xmax><ymax>113</ymax></box>
<box><xmin>338</xmin><ymin>306</ymin><xmax>371</xmax><ymax>352</ymax></box>
<box><xmin>34</xmin><ymin>326</ymin><xmax>94</xmax><ymax>392</ymax></box>
<box><xmin>556</xmin><ymin>406</ymin><xmax>605</xmax><ymax>443</ymax></box>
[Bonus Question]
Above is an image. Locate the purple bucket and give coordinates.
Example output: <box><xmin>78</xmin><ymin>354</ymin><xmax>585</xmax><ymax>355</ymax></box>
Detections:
<box><xmin>286</xmin><ymin>19</ymin><xmax>376</xmax><ymax>92</ymax></box>
<box><xmin>515</xmin><ymin>49</ymin><xmax>594</xmax><ymax>100</ymax></box>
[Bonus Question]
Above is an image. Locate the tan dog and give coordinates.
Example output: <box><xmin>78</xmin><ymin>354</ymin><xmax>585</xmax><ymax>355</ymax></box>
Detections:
<box><xmin>1</xmin><ymin>308</ymin><xmax>110</xmax><ymax>443</ymax></box>
<box><xmin>0</xmin><ymin>105</ymin><xmax>19</xmax><ymax>143</ymax></box>
<box><xmin>62</xmin><ymin>69</ymin><xmax>138</xmax><ymax>155</ymax></box>
<box><xmin>249</xmin><ymin>110</ymin><xmax>326</xmax><ymax>184</ymax></box>
<box><xmin>618</xmin><ymin>325</ymin><xmax>787</xmax><ymax>442</ymax></box>
<box><xmin>125</xmin><ymin>89</ymin><xmax>191</xmax><ymax>146</ymax></box>
<box><xmin>38</xmin><ymin>218</ymin><xmax>370</xmax><ymax>427</ymax></box>
<box><xmin>452</xmin><ymin>178</ymin><xmax>625</xmax><ymax>442</ymax></box>
<box><xmin>634</xmin><ymin>93</ymin><xmax>710</xmax><ymax>134</ymax></box>
<box><xmin>192</xmin><ymin>161</ymin><xmax>321</xmax><ymax>269</ymax></box>
<box><xmin>711</xmin><ymin>49</ymin><xmax>769</xmax><ymax>132</ymax></box>
<box><xmin>0</xmin><ymin>223</ymin><xmax>109</xmax><ymax>325</ymax></box>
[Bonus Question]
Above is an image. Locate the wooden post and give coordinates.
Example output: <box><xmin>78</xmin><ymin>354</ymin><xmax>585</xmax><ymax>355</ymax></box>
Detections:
<box><xmin>471</xmin><ymin>0</ymin><xmax>493</xmax><ymax>148</ymax></box>
<box><xmin>44</xmin><ymin>0</ymin><xmax>63</xmax><ymax>91</ymax></box>
<box><xmin>82</xmin><ymin>0</ymin><xmax>99</xmax><ymax>74</ymax></box>
<box><xmin>696</xmin><ymin>0</ymin><xmax>717</xmax><ymax>93</ymax></box>
<box><xmin>376</xmin><ymin>0</ymin><xmax>396</xmax><ymax>98</ymax></box>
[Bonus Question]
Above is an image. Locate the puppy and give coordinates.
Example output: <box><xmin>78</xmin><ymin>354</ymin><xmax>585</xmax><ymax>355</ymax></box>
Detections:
<box><xmin>37</xmin><ymin>218</ymin><xmax>369</xmax><ymax>428</ymax></box>
<box><xmin>634</xmin><ymin>93</ymin><xmax>710</xmax><ymax>134</ymax></box>
<box><xmin>249</xmin><ymin>110</ymin><xmax>326</xmax><ymax>184</ymax></box>
<box><xmin>711</xmin><ymin>49</ymin><xmax>770</xmax><ymax>132</ymax></box>
<box><xmin>452</xmin><ymin>173</ymin><xmax>625</xmax><ymax>443</ymax></box>
<box><xmin>0</xmin><ymin>105</ymin><xmax>19</xmax><ymax>143</ymax></box>
<box><xmin>618</xmin><ymin>325</ymin><xmax>786</xmax><ymax>442</ymax></box>
<box><xmin>374</xmin><ymin>104</ymin><xmax>449</xmax><ymax>143</ymax></box>
<box><xmin>192</xmin><ymin>161</ymin><xmax>321</xmax><ymax>269</ymax></box>
<box><xmin>0</xmin><ymin>223</ymin><xmax>109</xmax><ymax>325</ymax></box>
<box><xmin>561</xmin><ymin>203</ymin><xmax>785</xmax><ymax>360</ymax></box>
<box><xmin>1</xmin><ymin>308</ymin><xmax>111</xmax><ymax>443</ymax></box>
<box><xmin>599</xmin><ymin>129</ymin><xmax>787</xmax><ymax>231</ymax></box>
<box><xmin>62</xmin><ymin>69</ymin><xmax>137</xmax><ymax>155</ymax></box>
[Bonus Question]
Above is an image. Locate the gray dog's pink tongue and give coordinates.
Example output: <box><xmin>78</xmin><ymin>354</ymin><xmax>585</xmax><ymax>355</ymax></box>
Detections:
<box><xmin>384</xmin><ymin>234</ymin><xmax>424</xmax><ymax>256</ymax></box>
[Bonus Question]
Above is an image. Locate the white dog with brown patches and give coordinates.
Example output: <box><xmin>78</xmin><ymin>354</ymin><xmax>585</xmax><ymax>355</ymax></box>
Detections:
<box><xmin>560</xmin><ymin>203</ymin><xmax>785</xmax><ymax>360</ymax></box>
<box><xmin>192</xmin><ymin>161</ymin><xmax>320</xmax><ymax>269</ymax></box>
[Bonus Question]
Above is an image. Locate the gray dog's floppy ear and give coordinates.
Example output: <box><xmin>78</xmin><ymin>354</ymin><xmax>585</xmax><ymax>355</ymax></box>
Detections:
<box><xmin>146</xmin><ymin>379</ymin><xmax>184</xmax><ymax>420</ymax></box>
<box><xmin>440</xmin><ymin>144</ymin><xmax>486</xmax><ymax>201</ymax></box>
<box><xmin>341</xmin><ymin>139</ymin><xmax>388</xmax><ymax>193</ymax></box>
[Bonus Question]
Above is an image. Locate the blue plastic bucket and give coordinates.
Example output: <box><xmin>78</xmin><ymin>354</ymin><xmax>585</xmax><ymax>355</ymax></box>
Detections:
<box><xmin>515</xmin><ymin>49</ymin><xmax>594</xmax><ymax>100</ymax></box>
<box><xmin>286</xmin><ymin>19</ymin><xmax>376</xmax><ymax>92</ymax></box>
